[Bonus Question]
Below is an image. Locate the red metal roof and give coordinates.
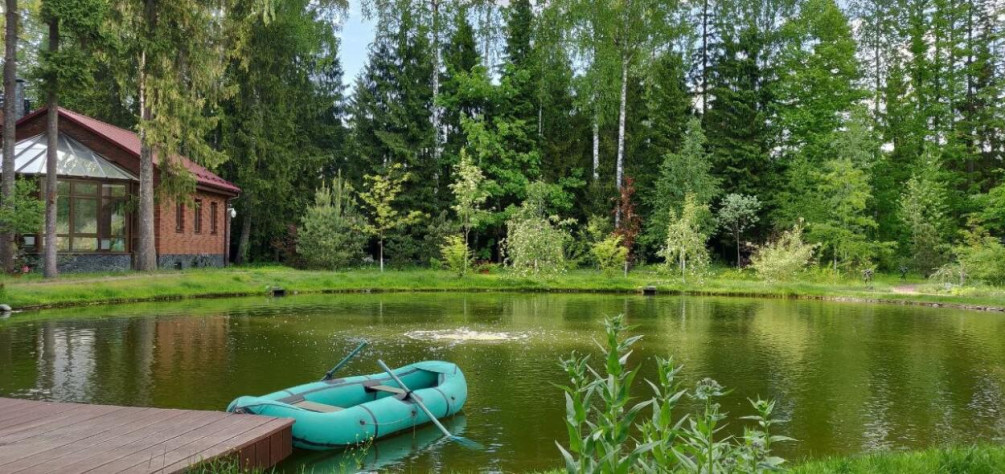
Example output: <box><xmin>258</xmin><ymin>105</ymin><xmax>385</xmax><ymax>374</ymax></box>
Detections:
<box><xmin>17</xmin><ymin>107</ymin><xmax>240</xmax><ymax>195</ymax></box>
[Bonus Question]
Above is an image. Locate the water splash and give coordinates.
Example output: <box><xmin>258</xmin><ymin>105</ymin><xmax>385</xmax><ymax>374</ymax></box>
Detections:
<box><xmin>405</xmin><ymin>328</ymin><xmax>529</xmax><ymax>342</ymax></box>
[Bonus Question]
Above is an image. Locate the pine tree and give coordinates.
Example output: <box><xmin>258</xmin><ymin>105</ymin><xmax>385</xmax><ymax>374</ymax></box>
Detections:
<box><xmin>37</xmin><ymin>0</ymin><xmax>108</xmax><ymax>278</ymax></box>
<box><xmin>899</xmin><ymin>152</ymin><xmax>952</xmax><ymax>274</ymax></box>
<box><xmin>109</xmin><ymin>0</ymin><xmax>267</xmax><ymax>270</ymax></box>
<box><xmin>222</xmin><ymin>0</ymin><xmax>347</xmax><ymax>264</ymax></box>
<box><xmin>643</xmin><ymin>118</ymin><xmax>719</xmax><ymax>255</ymax></box>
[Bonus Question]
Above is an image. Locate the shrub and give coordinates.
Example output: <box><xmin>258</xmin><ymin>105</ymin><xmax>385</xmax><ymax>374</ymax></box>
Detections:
<box><xmin>568</xmin><ymin>215</ymin><xmax>613</xmax><ymax>268</ymax></box>
<box><xmin>751</xmin><ymin>223</ymin><xmax>817</xmax><ymax>281</ymax></box>
<box><xmin>556</xmin><ymin>315</ymin><xmax>791</xmax><ymax>473</ymax></box>
<box><xmin>440</xmin><ymin>235</ymin><xmax>472</xmax><ymax>277</ymax></box>
<box><xmin>503</xmin><ymin>182</ymin><xmax>569</xmax><ymax>276</ymax></box>
<box><xmin>297</xmin><ymin>175</ymin><xmax>367</xmax><ymax>270</ymax></box>
<box><xmin>591</xmin><ymin>235</ymin><xmax>628</xmax><ymax>277</ymax></box>
<box><xmin>936</xmin><ymin>222</ymin><xmax>1005</xmax><ymax>287</ymax></box>
<box><xmin>660</xmin><ymin>194</ymin><xmax>711</xmax><ymax>281</ymax></box>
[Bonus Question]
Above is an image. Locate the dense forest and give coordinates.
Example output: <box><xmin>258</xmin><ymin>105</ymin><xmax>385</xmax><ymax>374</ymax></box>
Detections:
<box><xmin>5</xmin><ymin>0</ymin><xmax>1005</xmax><ymax>278</ymax></box>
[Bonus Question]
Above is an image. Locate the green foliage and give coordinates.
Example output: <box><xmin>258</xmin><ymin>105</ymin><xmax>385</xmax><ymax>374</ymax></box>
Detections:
<box><xmin>440</xmin><ymin>234</ymin><xmax>472</xmax><ymax>277</ymax></box>
<box><xmin>718</xmin><ymin>193</ymin><xmax>762</xmax><ymax>267</ymax></box>
<box><xmin>660</xmin><ymin>194</ymin><xmax>711</xmax><ymax>281</ymax></box>
<box><xmin>808</xmin><ymin>158</ymin><xmax>880</xmax><ymax>271</ymax></box>
<box><xmin>899</xmin><ymin>155</ymin><xmax>951</xmax><ymax>275</ymax></box>
<box><xmin>296</xmin><ymin>174</ymin><xmax>366</xmax><ymax>270</ymax></box>
<box><xmin>643</xmin><ymin>118</ymin><xmax>719</xmax><ymax>253</ymax></box>
<box><xmin>590</xmin><ymin>235</ymin><xmax>627</xmax><ymax>277</ymax></box>
<box><xmin>751</xmin><ymin>223</ymin><xmax>818</xmax><ymax>282</ymax></box>
<box><xmin>939</xmin><ymin>222</ymin><xmax>1005</xmax><ymax>287</ymax></box>
<box><xmin>556</xmin><ymin>315</ymin><xmax>790</xmax><ymax>473</ymax></box>
<box><xmin>0</xmin><ymin>179</ymin><xmax>45</xmax><ymax>237</ymax></box>
<box><xmin>976</xmin><ymin>183</ymin><xmax>1005</xmax><ymax>235</ymax></box>
<box><xmin>503</xmin><ymin>182</ymin><xmax>569</xmax><ymax>276</ymax></box>
<box><xmin>220</xmin><ymin>0</ymin><xmax>346</xmax><ymax>264</ymax></box>
<box><xmin>359</xmin><ymin>163</ymin><xmax>427</xmax><ymax>271</ymax></box>
<box><xmin>450</xmin><ymin>150</ymin><xmax>492</xmax><ymax>244</ymax></box>
<box><xmin>567</xmin><ymin>215</ymin><xmax>614</xmax><ymax>269</ymax></box>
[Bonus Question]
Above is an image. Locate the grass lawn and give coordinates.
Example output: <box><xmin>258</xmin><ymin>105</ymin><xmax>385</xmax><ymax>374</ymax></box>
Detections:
<box><xmin>1</xmin><ymin>265</ymin><xmax>1002</xmax><ymax>310</ymax></box>
<box><xmin>532</xmin><ymin>445</ymin><xmax>1005</xmax><ymax>473</ymax></box>
<box><xmin>791</xmin><ymin>445</ymin><xmax>1005</xmax><ymax>473</ymax></box>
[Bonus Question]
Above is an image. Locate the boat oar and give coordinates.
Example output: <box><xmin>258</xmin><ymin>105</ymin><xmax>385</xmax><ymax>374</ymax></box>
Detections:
<box><xmin>322</xmin><ymin>340</ymin><xmax>368</xmax><ymax>381</ymax></box>
<box><xmin>377</xmin><ymin>359</ymin><xmax>482</xmax><ymax>450</ymax></box>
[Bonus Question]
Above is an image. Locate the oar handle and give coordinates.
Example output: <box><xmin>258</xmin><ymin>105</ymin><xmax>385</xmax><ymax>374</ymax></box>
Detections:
<box><xmin>322</xmin><ymin>341</ymin><xmax>368</xmax><ymax>381</ymax></box>
<box><xmin>377</xmin><ymin>359</ymin><xmax>453</xmax><ymax>439</ymax></box>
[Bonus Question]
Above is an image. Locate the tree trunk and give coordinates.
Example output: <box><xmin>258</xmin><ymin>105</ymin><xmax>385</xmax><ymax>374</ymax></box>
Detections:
<box><xmin>431</xmin><ymin>0</ymin><xmax>442</xmax><ymax>175</ymax></box>
<box><xmin>236</xmin><ymin>210</ymin><xmax>251</xmax><ymax>265</ymax></box>
<box><xmin>1</xmin><ymin>0</ymin><xmax>18</xmax><ymax>273</ymax></box>
<box><xmin>701</xmin><ymin>0</ymin><xmax>709</xmax><ymax>116</ymax></box>
<box><xmin>43</xmin><ymin>19</ymin><xmax>59</xmax><ymax>279</ymax></box>
<box><xmin>135</xmin><ymin>49</ymin><xmax>158</xmax><ymax>271</ymax></box>
<box><xmin>379</xmin><ymin>238</ymin><xmax>384</xmax><ymax>272</ymax></box>
<box><xmin>735</xmin><ymin>229</ymin><xmax>741</xmax><ymax>268</ymax></box>
<box><xmin>615</xmin><ymin>54</ymin><xmax>628</xmax><ymax>226</ymax></box>
<box><xmin>592</xmin><ymin>113</ymin><xmax>599</xmax><ymax>181</ymax></box>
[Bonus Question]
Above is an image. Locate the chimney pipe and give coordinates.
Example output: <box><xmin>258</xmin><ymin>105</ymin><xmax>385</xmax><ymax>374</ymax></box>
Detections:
<box><xmin>13</xmin><ymin>78</ymin><xmax>26</xmax><ymax>120</ymax></box>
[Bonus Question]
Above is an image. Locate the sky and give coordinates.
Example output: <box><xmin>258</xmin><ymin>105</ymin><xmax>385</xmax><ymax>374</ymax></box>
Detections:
<box><xmin>339</xmin><ymin>2</ymin><xmax>378</xmax><ymax>86</ymax></box>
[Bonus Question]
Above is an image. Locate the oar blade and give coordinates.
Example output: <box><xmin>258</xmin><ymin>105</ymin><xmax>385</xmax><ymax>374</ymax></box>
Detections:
<box><xmin>451</xmin><ymin>435</ymin><xmax>484</xmax><ymax>451</ymax></box>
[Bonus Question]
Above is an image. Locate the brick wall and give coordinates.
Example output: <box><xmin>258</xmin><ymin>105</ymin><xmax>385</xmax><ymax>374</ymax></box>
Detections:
<box><xmin>157</xmin><ymin>191</ymin><xmax>229</xmax><ymax>257</ymax></box>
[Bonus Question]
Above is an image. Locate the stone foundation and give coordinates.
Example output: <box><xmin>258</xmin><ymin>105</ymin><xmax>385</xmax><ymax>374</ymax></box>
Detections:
<box><xmin>44</xmin><ymin>254</ymin><xmax>133</xmax><ymax>273</ymax></box>
<box><xmin>157</xmin><ymin>254</ymin><xmax>226</xmax><ymax>270</ymax></box>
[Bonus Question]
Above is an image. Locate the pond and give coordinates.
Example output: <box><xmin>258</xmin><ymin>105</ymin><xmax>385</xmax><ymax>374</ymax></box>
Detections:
<box><xmin>2</xmin><ymin>293</ymin><xmax>1005</xmax><ymax>472</ymax></box>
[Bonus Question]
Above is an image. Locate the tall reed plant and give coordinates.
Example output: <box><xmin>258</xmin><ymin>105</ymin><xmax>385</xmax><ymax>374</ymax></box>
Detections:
<box><xmin>556</xmin><ymin>315</ymin><xmax>792</xmax><ymax>473</ymax></box>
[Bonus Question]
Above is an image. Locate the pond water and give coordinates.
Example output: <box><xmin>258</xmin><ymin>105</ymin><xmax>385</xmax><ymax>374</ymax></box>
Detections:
<box><xmin>2</xmin><ymin>293</ymin><xmax>1005</xmax><ymax>472</ymax></box>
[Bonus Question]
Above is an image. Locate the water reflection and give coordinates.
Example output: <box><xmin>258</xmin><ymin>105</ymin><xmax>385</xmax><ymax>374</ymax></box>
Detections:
<box><xmin>1</xmin><ymin>294</ymin><xmax>1005</xmax><ymax>471</ymax></box>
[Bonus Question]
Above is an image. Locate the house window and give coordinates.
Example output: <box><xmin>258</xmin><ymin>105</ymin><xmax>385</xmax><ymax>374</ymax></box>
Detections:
<box><xmin>176</xmin><ymin>203</ymin><xmax>184</xmax><ymax>233</ymax></box>
<box><xmin>194</xmin><ymin>199</ymin><xmax>203</xmax><ymax>234</ymax></box>
<box><xmin>35</xmin><ymin>179</ymin><xmax>129</xmax><ymax>253</ymax></box>
<box><xmin>210</xmin><ymin>202</ymin><xmax>218</xmax><ymax>234</ymax></box>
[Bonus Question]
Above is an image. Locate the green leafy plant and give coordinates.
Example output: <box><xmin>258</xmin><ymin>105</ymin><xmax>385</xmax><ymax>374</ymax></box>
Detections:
<box><xmin>750</xmin><ymin>222</ymin><xmax>818</xmax><ymax>282</ymax></box>
<box><xmin>557</xmin><ymin>315</ymin><xmax>792</xmax><ymax>474</ymax></box>
<box><xmin>591</xmin><ymin>235</ymin><xmax>628</xmax><ymax>277</ymax></box>
<box><xmin>359</xmin><ymin>163</ymin><xmax>427</xmax><ymax>272</ymax></box>
<box><xmin>660</xmin><ymin>193</ymin><xmax>711</xmax><ymax>282</ymax></box>
<box><xmin>503</xmin><ymin>182</ymin><xmax>570</xmax><ymax>276</ymax></box>
<box><xmin>935</xmin><ymin>221</ymin><xmax>1005</xmax><ymax>287</ymax></box>
<box><xmin>440</xmin><ymin>234</ymin><xmax>472</xmax><ymax>277</ymax></box>
<box><xmin>0</xmin><ymin>179</ymin><xmax>45</xmax><ymax>237</ymax></box>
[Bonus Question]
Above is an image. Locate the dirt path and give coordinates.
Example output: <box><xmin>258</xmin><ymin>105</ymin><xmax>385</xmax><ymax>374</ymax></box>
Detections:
<box><xmin>891</xmin><ymin>284</ymin><xmax>919</xmax><ymax>295</ymax></box>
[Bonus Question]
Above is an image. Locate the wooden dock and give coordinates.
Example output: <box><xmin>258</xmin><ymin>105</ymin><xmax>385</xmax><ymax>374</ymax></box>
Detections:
<box><xmin>0</xmin><ymin>397</ymin><xmax>294</xmax><ymax>473</ymax></box>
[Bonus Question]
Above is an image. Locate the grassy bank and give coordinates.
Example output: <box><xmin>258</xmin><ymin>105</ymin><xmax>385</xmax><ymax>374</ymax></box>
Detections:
<box><xmin>2</xmin><ymin>266</ymin><xmax>1003</xmax><ymax>311</ymax></box>
<box><xmin>792</xmin><ymin>445</ymin><xmax>1005</xmax><ymax>473</ymax></box>
<box><xmin>532</xmin><ymin>445</ymin><xmax>1005</xmax><ymax>473</ymax></box>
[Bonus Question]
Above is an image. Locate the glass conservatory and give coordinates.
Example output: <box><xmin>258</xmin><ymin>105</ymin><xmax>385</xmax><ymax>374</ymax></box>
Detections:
<box><xmin>8</xmin><ymin>133</ymin><xmax>136</xmax><ymax>254</ymax></box>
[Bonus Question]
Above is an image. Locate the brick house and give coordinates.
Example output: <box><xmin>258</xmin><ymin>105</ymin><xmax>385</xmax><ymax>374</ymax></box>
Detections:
<box><xmin>4</xmin><ymin>107</ymin><xmax>240</xmax><ymax>272</ymax></box>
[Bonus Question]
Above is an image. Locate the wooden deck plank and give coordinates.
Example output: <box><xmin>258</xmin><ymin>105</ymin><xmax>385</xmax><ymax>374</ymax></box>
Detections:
<box><xmin>0</xmin><ymin>400</ymin><xmax>84</xmax><ymax>433</ymax></box>
<box><xmin>103</xmin><ymin>415</ymin><xmax>280</xmax><ymax>473</ymax></box>
<box><xmin>0</xmin><ymin>398</ymin><xmax>292</xmax><ymax>474</ymax></box>
<box><xmin>4</xmin><ymin>408</ymin><xmax>166</xmax><ymax>473</ymax></box>
<box><xmin>0</xmin><ymin>408</ymin><xmax>209</xmax><ymax>469</ymax></box>
<box><xmin>118</xmin><ymin>420</ymin><xmax>293</xmax><ymax>473</ymax></box>
<box><xmin>0</xmin><ymin>405</ymin><xmax>134</xmax><ymax>460</ymax></box>
<box><xmin>59</xmin><ymin>411</ymin><xmax>227</xmax><ymax>473</ymax></box>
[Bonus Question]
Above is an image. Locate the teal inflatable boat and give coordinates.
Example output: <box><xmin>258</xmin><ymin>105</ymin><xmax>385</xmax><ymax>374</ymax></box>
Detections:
<box><xmin>226</xmin><ymin>361</ymin><xmax>467</xmax><ymax>450</ymax></box>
